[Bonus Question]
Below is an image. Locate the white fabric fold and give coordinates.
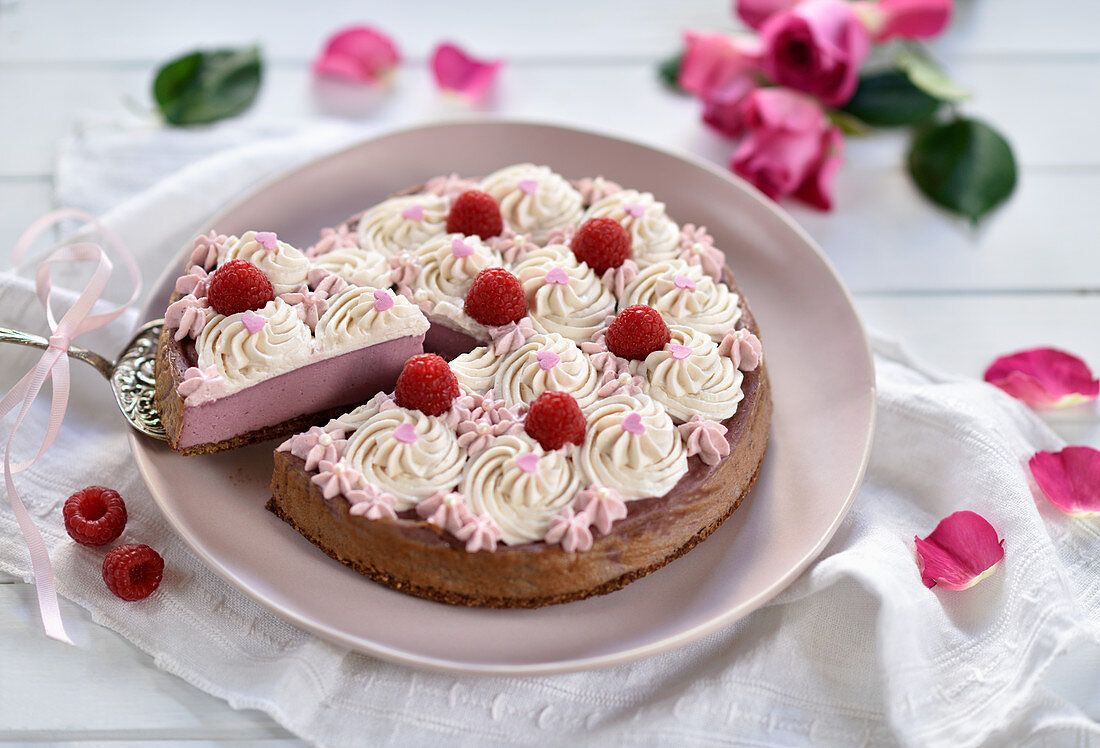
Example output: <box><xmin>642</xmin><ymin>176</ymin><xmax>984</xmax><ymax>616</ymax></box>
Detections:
<box><xmin>1</xmin><ymin>123</ymin><xmax>1097</xmax><ymax>747</ymax></box>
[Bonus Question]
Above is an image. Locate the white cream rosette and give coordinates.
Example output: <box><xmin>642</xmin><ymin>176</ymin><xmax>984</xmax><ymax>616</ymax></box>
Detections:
<box><xmin>411</xmin><ymin>233</ymin><xmax>503</xmax><ymax>309</ymax></box>
<box><xmin>451</xmin><ymin>346</ymin><xmax>503</xmax><ymax>394</ymax></box>
<box><xmin>512</xmin><ymin>245</ymin><xmax>617</xmax><ymax>343</ymax></box>
<box><xmin>619</xmin><ymin>258</ymin><xmax>742</xmax><ymax>342</ymax></box>
<box><xmin>461</xmin><ymin>433</ymin><xmax>582</xmax><ymax>546</ymax></box>
<box><xmin>479</xmin><ymin>164</ymin><xmax>583</xmax><ymax>244</ymax></box>
<box><xmin>494</xmin><ymin>332</ymin><xmax>601</xmax><ymax>412</ymax></box>
<box><xmin>314</xmin><ymin>286</ymin><xmax>428</xmax><ymax>355</ymax></box>
<box><xmin>576</xmin><ymin>393</ymin><xmax>688</xmax><ymax>500</ymax></box>
<box><xmin>343</xmin><ymin>407</ymin><xmax>466</xmax><ymax>510</ymax></box>
<box><xmin>309</xmin><ymin>247</ymin><xmax>391</xmax><ymax>289</ymax></box>
<box><xmin>195</xmin><ymin>298</ymin><xmax>312</xmax><ymax>392</ymax></box>
<box><xmin>221</xmin><ymin>231</ymin><xmax>311</xmax><ymax>295</ymax></box>
<box><xmin>582</xmin><ymin>189</ymin><xmax>680</xmax><ymax>268</ymax></box>
<box><xmin>634</xmin><ymin>326</ymin><xmax>744</xmax><ymax>424</ymax></box>
<box><xmin>356</xmin><ymin>194</ymin><xmax>449</xmax><ymax>258</ymax></box>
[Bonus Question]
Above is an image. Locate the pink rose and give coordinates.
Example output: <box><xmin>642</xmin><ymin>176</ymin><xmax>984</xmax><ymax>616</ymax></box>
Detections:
<box><xmin>701</xmin><ymin>76</ymin><xmax>758</xmax><ymax>138</ymax></box>
<box><xmin>430</xmin><ymin>42</ymin><xmax>503</xmax><ymax>101</ymax></box>
<box><xmin>678</xmin><ymin>30</ymin><xmax>762</xmax><ymax>100</ymax></box>
<box><xmin>853</xmin><ymin>0</ymin><xmax>954</xmax><ymax>42</ymax></box>
<box><xmin>760</xmin><ymin>0</ymin><xmax>871</xmax><ymax>107</ymax></box>
<box><xmin>734</xmin><ymin>0</ymin><xmax>800</xmax><ymax>30</ymax></box>
<box><xmin>730</xmin><ymin>88</ymin><xmax>843</xmax><ymax>210</ymax></box>
<box><xmin>312</xmin><ymin>26</ymin><xmax>400</xmax><ymax>84</ymax></box>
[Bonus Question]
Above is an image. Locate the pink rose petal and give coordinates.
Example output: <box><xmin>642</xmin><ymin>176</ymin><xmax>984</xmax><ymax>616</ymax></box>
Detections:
<box><xmin>518</xmin><ymin>179</ymin><xmax>539</xmax><ymax>196</ymax></box>
<box><xmin>536</xmin><ymin>350</ymin><xmax>561</xmax><ymax>370</ymax></box>
<box><xmin>984</xmin><ymin>347</ymin><xmax>1099</xmax><ymax>409</ymax></box>
<box><xmin>255</xmin><ymin>231</ymin><xmax>278</xmax><ymax>250</ymax></box>
<box><xmin>622</xmin><ymin>412</ymin><xmax>646</xmax><ymax>435</ymax></box>
<box><xmin>668</xmin><ymin>344</ymin><xmax>692</xmax><ymax>361</ymax></box>
<box><xmin>451</xmin><ymin>238</ymin><xmax>474</xmax><ymax>258</ymax></box>
<box><xmin>623</xmin><ymin>203</ymin><xmax>645</xmax><ymax>218</ymax></box>
<box><xmin>429</xmin><ymin>42</ymin><xmax>502</xmax><ymax>101</ymax></box>
<box><xmin>373</xmin><ymin>288</ymin><xmax>394</xmax><ymax>311</ymax></box>
<box><xmin>914</xmin><ymin>510</ymin><xmax>1005</xmax><ymax>591</ymax></box>
<box><xmin>312</xmin><ymin>25</ymin><xmax>400</xmax><ymax>84</ymax></box>
<box><xmin>240</xmin><ymin>312</ymin><xmax>266</xmax><ymax>334</ymax></box>
<box><xmin>1029</xmin><ymin>447</ymin><xmax>1100</xmax><ymax>517</ymax></box>
<box><xmin>516</xmin><ymin>453</ymin><xmax>540</xmax><ymax>474</ymax></box>
<box><xmin>544</xmin><ymin>266</ymin><xmax>569</xmax><ymax>285</ymax></box>
<box><xmin>401</xmin><ymin>204</ymin><xmax>424</xmax><ymax>220</ymax></box>
<box><xmin>673</xmin><ymin>273</ymin><xmax>697</xmax><ymax>291</ymax></box>
<box><xmin>393</xmin><ymin>423</ymin><xmax>418</xmax><ymax>444</ymax></box>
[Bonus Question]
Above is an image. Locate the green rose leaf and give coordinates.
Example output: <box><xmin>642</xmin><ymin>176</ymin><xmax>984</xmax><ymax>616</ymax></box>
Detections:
<box><xmin>907</xmin><ymin>116</ymin><xmax>1017</xmax><ymax>224</ymax></box>
<box><xmin>841</xmin><ymin>70</ymin><xmax>942</xmax><ymax>128</ymax></box>
<box><xmin>657</xmin><ymin>51</ymin><xmax>686</xmax><ymax>94</ymax></box>
<box><xmin>896</xmin><ymin>45</ymin><xmax>970</xmax><ymax>103</ymax></box>
<box><xmin>153</xmin><ymin>46</ymin><xmax>263</xmax><ymax>126</ymax></box>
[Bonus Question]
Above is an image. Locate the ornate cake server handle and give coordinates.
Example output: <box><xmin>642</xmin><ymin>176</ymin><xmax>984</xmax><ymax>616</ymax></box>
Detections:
<box><xmin>0</xmin><ymin>319</ymin><xmax>167</xmax><ymax>440</ymax></box>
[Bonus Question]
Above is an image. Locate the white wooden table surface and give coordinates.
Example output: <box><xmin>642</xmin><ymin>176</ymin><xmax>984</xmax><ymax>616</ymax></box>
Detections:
<box><xmin>1</xmin><ymin>0</ymin><xmax>1097</xmax><ymax>743</ymax></box>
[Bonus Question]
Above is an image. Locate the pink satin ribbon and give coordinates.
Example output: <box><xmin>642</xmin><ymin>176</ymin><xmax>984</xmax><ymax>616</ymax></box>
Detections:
<box><xmin>2</xmin><ymin>209</ymin><xmax>141</xmax><ymax>644</ymax></box>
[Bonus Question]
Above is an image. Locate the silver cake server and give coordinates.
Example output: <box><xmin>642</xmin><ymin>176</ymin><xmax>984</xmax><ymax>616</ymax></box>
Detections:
<box><xmin>0</xmin><ymin>319</ymin><xmax>167</xmax><ymax>440</ymax></box>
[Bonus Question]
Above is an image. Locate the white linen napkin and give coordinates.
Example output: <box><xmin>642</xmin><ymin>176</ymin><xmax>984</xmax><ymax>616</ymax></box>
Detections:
<box><xmin>2</xmin><ymin>124</ymin><xmax>1098</xmax><ymax>747</ymax></box>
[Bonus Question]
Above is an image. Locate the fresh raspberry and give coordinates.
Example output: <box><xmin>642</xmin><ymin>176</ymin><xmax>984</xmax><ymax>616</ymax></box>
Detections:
<box><xmin>605</xmin><ymin>304</ymin><xmax>671</xmax><ymax>361</ymax></box>
<box><xmin>63</xmin><ymin>486</ymin><xmax>127</xmax><ymax>547</ymax></box>
<box><xmin>446</xmin><ymin>190</ymin><xmax>504</xmax><ymax>239</ymax></box>
<box><xmin>464</xmin><ymin>267</ymin><xmax>527</xmax><ymax>327</ymax></box>
<box><xmin>570</xmin><ymin>217</ymin><xmax>631</xmax><ymax>275</ymax></box>
<box><xmin>206</xmin><ymin>259</ymin><xmax>275</xmax><ymax>316</ymax></box>
<box><xmin>394</xmin><ymin>354</ymin><xmax>461</xmax><ymax>416</ymax></box>
<box><xmin>102</xmin><ymin>544</ymin><xmax>164</xmax><ymax>601</ymax></box>
<box><xmin>525</xmin><ymin>391</ymin><xmax>587</xmax><ymax>450</ymax></box>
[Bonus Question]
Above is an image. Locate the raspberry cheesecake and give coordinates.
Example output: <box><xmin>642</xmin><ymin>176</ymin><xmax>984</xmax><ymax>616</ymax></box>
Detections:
<box><xmin>263</xmin><ymin>165</ymin><xmax>772</xmax><ymax>607</ymax></box>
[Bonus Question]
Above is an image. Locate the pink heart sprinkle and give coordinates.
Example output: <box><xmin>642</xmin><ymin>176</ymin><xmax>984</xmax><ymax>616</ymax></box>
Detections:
<box><xmin>622</xmin><ymin>412</ymin><xmax>646</xmax><ymax>435</ymax></box>
<box><xmin>544</xmin><ymin>266</ymin><xmax>569</xmax><ymax>285</ymax></box>
<box><xmin>373</xmin><ymin>288</ymin><xmax>394</xmax><ymax>311</ymax></box>
<box><xmin>451</xmin><ymin>238</ymin><xmax>474</xmax><ymax>258</ymax></box>
<box><xmin>518</xmin><ymin>179</ymin><xmax>539</xmax><ymax>196</ymax></box>
<box><xmin>673</xmin><ymin>274</ymin><xmax>696</xmax><ymax>291</ymax></box>
<box><xmin>240</xmin><ymin>312</ymin><xmax>266</xmax><ymax>334</ymax></box>
<box><xmin>669</xmin><ymin>343</ymin><xmax>692</xmax><ymax>360</ymax></box>
<box><xmin>623</xmin><ymin>203</ymin><xmax>645</xmax><ymax>218</ymax></box>
<box><xmin>255</xmin><ymin>231</ymin><xmax>278</xmax><ymax>250</ymax></box>
<box><xmin>394</xmin><ymin>423</ymin><xmax>418</xmax><ymax>444</ymax></box>
<box><xmin>516</xmin><ymin>452</ymin><xmax>540</xmax><ymax>473</ymax></box>
<box><xmin>401</xmin><ymin>204</ymin><xmax>424</xmax><ymax>220</ymax></box>
<box><xmin>536</xmin><ymin>350</ymin><xmax>561</xmax><ymax>370</ymax></box>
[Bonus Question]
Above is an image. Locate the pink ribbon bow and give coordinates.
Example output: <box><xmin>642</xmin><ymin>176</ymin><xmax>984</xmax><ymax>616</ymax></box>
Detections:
<box><xmin>2</xmin><ymin>209</ymin><xmax>142</xmax><ymax>644</ymax></box>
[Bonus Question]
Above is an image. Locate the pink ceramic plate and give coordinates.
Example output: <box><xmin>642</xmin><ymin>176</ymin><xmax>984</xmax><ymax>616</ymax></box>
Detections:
<box><xmin>131</xmin><ymin>121</ymin><xmax>875</xmax><ymax>675</ymax></box>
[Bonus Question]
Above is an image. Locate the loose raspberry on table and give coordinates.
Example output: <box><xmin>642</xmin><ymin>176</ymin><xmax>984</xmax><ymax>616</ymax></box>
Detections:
<box><xmin>464</xmin><ymin>267</ymin><xmax>527</xmax><ymax>327</ymax></box>
<box><xmin>102</xmin><ymin>544</ymin><xmax>164</xmax><ymax>601</ymax></box>
<box><xmin>605</xmin><ymin>304</ymin><xmax>671</xmax><ymax>361</ymax></box>
<box><xmin>63</xmin><ymin>486</ymin><xmax>127</xmax><ymax>546</ymax></box>
<box><xmin>205</xmin><ymin>259</ymin><xmax>275</xmax><ymax>316</ymax></box>
<box><xmin>525</xmin><ymin>391</ymin><xmax>587</xmax><ymax>450</ymax></box>
<box><xmin>570</xmin><ymin>217</ymin><xmax>631</xmax><ymax>275</ymax></box>
<box><xmin>446</xmin><ymin>190</ymin><xmax>504</xmax><ymax>239</ymax></box>
<box><xmin>394</xmin><ymin>353</ymin><xmax>461</xmax><ymax>416</ymax></box>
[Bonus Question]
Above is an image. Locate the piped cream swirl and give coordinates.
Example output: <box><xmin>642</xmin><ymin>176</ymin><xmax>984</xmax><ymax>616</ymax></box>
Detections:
<box><xmin>411</xmin><ymin>233</ymin><xmax>502</xmax><ymax>305</ymax></box>
<box><xmin>512</xmin><ymin>246</ymin><xmax>616</xmax><ymax>343</ymax></box>
<box><xmin>310</xmin><ymin>247</ymin><xmax>391</xmax><ymax>288</ymax></box>
<box><xmin>343</xmin><ymin>407</ymin><xmax>466</xmax><ymax>510</ymax></box>
<box><xmin>451</xmin><ymin>346</ymin><xmax>503</xmax><ymax>394</ymax></box>
<box><xmin>494</xmin><ymin>332</ymin><xmax>601</xmax><ymax>412</ymax></box>
<box><xmin>620</xmin><ymin>258</ymin><xmax>742</xmax><ymax>342</ymax></box>
<box><xmin>575</xmin><ymin>393</ymin><xmax>688</xmax><ymax>500</ymax></box>
<box><xmin>634</xmin><ymin>325</ymin><xmax>744</xmax><ymax>423</ymax></box>
<box><xmin>461</xmin><ymin>434</ymin><xmax>582</xmax><ymax>545</ymax></box>
<box><xmin>479</xmin><ymin>164</ymin><xmax>583</xmax><ymax>244</ymax></box>
<box><xmin>356</xmin><ymin>194</ymin><xmax>449</xmax><ymax>258</ymax></box>
<box><xmin>582</xmin><ymin>190</ymin><xmax>680</xmax><ymax>268</ymax></box>
<box><xmin>314</xmin><ymin>286</ymin><xmax>428</xmax><ymax>355</ymax></box>
<box><xmin>221</xmin><ymin>231</ymin><xmax>311</xmax><ymax>295</ymax></box>
<box><xmin>195</xmin><ymin>298</ymin><xmax>312</xmax><ymax>390</ymax></box>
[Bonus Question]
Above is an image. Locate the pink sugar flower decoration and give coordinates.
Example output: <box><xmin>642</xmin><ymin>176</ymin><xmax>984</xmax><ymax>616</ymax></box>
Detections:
<box><xmin>430</xmin><ymin>42</ymin><xmax>502</xmax><ymax>101</ymax></box>
<box><xmin>914</xmin><ymin>511</ymin><xmax>1005</xmax><ymax>590</ymax></box>
<box><xmin>312</xmin><ymin>25</ymin><xmax>400</xmax><ymax>84</ymax></box>
<box><xmin>1029</xmin><ymin>447</ymin><xmax>1100</xmax><ymax>517</ymax></box>
<box><xmin>984</xmin><ymin>348</ymin><xmax>1099</xmax><ymax>409</ymax></box>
